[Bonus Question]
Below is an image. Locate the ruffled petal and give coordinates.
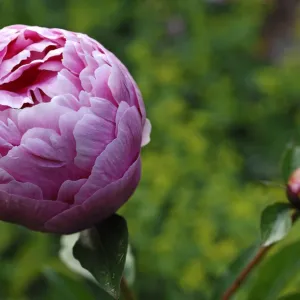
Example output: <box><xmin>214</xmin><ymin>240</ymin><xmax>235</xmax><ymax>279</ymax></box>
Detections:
<box><xmin>62</xmin><ymin>40</ymin><xmax>85</xmax><ymax>74</ymax></box>
<box><xmin>57</xmin><ymin>179</ymin><xmax>87</xmax><ymax>204</ymax></box>
<box><xmin>141</xmin><ymin>118</ymin><xmax>152</xmax><ymax>147</ymax></box>
<box><xmin>74</xmin><ymin>112</ymin><xmax>115</xmax><ymax>171</ymax></box>
<box><xmin>0</xmin><ymin>127</ymin><xmax>80</xmax><ymax>199</ymax></box>
<box><xmin>44</xmin><ymin>157</ymin><xmax>140</xmax><ymax>233</ymax></box>
<box><xmin>75</xmin><ymin>106</ymin><xmax>142</xmax><ymax>203</ymax></box>
<box><xmin>18</xmin><ymin>99</ymin><xmax>72</xmax><ymax>133</ymax></box>
<box><xmin>0</xmin><ymin>192</ymin><xmax>69</xmax><ymax>231</ymax></box>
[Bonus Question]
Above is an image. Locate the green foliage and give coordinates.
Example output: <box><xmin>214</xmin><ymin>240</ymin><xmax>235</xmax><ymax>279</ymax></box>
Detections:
<box><xmin>260</xmin><ymin>203</ymin><xmax>292</xmax><ymax>246</ymax></box>
<box><xmin>210</xmin><ymin>243</ymin><xmax>260</xmax><ymax>300</ymax></box>
<box><xmin>281</xmin><ymin>143</ymin><xmax>300</xmax><ymax>182</ymax></box>
<box><xmin>43</xmin><ymin>269</ymin><xmax>95</xmax><ymax>300</ymax></box>
<box><xmin>0</xmin><ymin>0</ymin><xmax>300</xmax><ymax>299</ymax></box>
<box><xmin>73</xmin><ymin>215</ymin><xmax>128</xmax><ymax>299</ymax></box>
<box><xmin>279</xmin><ymin>294</ymin><xmax>300</xmax><ymax>300</ymax></box>
<box><xmin>247</xmin><ymin>241</ymin><xmax>300</xmax><ymax>300</ymax></box>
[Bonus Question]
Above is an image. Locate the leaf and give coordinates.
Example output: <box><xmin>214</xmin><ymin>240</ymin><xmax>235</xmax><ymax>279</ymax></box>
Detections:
<box><xmin>259</xmin><ymin>180</ymin><xmax>284</xmax><ymax>189</ymax></box>
<box><xmin>260</xmin><ymin>203</ymin><xmax>292</xmax><ymax>247</ymax></box>
<box><xmin>73</xmin><ymin>214</ymin><xmax>128</xmax><ymax>299</ymax></box>
<box><xmin>279</xmin><ymin>294</ymin><xmax>300</xmax><ymax>300</ymax></box>
<box><xmin>247</xmin><ymin>241</ymin><xmax>300</xmax><ymax>300</ymax></box>
<box><xmin>43</xmin><ymin>268</ymin><xmax>96</xmax><ymax>300</ymax></box>
<box><xmin>210</xmin><ymin>243</ymin><xmax>260</xmax><ymax>300</ymax></box>
<box><xmin>281</xmin><ymin>144</ymin><xmax>300</xmax><ymax>182</ymax></box>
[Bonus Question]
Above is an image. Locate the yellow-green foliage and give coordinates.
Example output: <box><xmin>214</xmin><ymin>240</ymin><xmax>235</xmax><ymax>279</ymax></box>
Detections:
<box><xmin>0</xmin><ymin>1</ymin><xmax>299</xmax><ymax>299</ymax></box>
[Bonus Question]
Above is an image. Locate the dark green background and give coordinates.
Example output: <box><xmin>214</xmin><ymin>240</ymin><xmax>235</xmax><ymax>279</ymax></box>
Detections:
<box><xmin>0</xmin><ymin>0</ymin><xmax>300</xmax><ymax>299</ymax></box>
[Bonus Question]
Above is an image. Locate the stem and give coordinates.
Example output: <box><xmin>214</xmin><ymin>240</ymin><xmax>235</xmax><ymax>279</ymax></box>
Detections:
<box><xmin>120</xmin><ymin>277</ymin><xmax>136</xmax><ymax>300</ymax></box>
<box><xmin>222</xmin><ymin>245</ymin><xmax>271</xmax><ymax>300</ymax></box>
<box><xmin>222</xmin><ymin>210</ymin><xmax>299</xmax><ymax>300</ymax></box>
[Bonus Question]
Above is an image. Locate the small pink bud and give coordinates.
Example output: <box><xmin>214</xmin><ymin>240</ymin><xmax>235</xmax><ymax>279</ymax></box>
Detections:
<box><xmin>286</xmin><ymin>169</ymin><xmax>300</xmax><ymax>209</ymax></box>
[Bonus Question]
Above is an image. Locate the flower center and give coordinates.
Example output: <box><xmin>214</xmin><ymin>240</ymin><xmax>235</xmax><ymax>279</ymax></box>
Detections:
<box><xmin>0</xmin><ymin>33</ymin><xmax>64</xmax><ymax>110</ymax></box>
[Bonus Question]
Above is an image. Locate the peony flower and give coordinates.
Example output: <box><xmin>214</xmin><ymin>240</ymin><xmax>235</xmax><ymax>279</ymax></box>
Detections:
<box><xmin>0</xmin><ymin>25</ymin><xmax>151</xmax><ymax>233</ymax></box>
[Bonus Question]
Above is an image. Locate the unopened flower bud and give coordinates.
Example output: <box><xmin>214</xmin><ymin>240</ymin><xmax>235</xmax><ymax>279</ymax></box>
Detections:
<box><xmin>286</xmin><ymin>168</ymin><xmax>300</xmax><ymax>209</ymax></box>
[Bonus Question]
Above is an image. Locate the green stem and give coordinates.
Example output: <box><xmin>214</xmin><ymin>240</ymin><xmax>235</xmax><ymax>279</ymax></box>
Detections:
<box><xmin>222</xmin><ymin>210</ymin><xmax>299</xmax><ymax>300</ymax></box>
<box><xmin>120</xmin><ymin>277</ymin><xmax>136</xmax><ymax>300</ymax></box>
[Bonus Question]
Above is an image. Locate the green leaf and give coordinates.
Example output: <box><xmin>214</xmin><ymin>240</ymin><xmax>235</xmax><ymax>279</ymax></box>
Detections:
<box><xmin>260</xmin><ymin>203</ymin><xmax>292</xmax><ymax>247</ymax></box>
<box><xmin>279</xmin><ymin>294</ymin><xmax>300</xmax><ymax>300</ymax></box>
<box><xmin>73</xmin><ymin>214</ymin><xmax>128</xmax><ymax>299</ymax></box>
<box><xmin>281</xmin><ymin>144</ymin><xmax>300</xmax><ymax>182</ymax></box>
<box><xmin>43</xmin><ymin>268</ymin><xmax>96</xmax><ymax>300</ymax></box>
<box><xmin>210</xmin><ymin>243</ymin><xmax>260</xmax><ymax>300</ymax></box>
<box><xmin>9</xmin><ymin>233</ymin><xmax>51</xmax><ymax>297</ymax></box>
<box><xmin>247</xmin><ymin>241</ymin><xmax>300</xmax><ymax>300</ymax></box>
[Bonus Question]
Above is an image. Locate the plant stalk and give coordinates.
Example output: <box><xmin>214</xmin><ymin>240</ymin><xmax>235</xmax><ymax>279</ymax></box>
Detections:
<box><xmin>222</xmin><ymin>210</ymin><xmax>299</xmax><ymax>300</ymax></box>
<box><xmin>120</xmin><ymin>277</ymin><xmax>136</xmax><ymax>300</ymax></box>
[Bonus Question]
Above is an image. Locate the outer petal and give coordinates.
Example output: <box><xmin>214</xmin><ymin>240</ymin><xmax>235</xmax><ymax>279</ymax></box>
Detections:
<box><xmin>0</xmin><ymin>192</ymin><xmax>69</xmax><ymax>232</ymax></box>
<box><xmin>0</xmin><ymin>180</ymin><xmax>43</xmax><ymax>200</ymax></box>
<box><xmin>74</xmin><ymin>106</ymin><xmax>142</xmax><ymax>202</ymax></box>
<box><xmin>44</xmin><ymin>156</ymin><xmax>141</xmax><ymax>234</ymax></box>
<box><xmin>0</xmin><ymin>128</ymin><xmax>82</xmax><ymax>199</ymax></box>
<box><xmin>73</xmin><ymin>112</ymin><xmax>115</xmax><ymax>171</ymax></box>
<box><xmin>141</xmin><ymin>118</ymin><xmax>152</xmax><ymax>147</ymax></box>
<box><xmin>90</xmin><ymin>97</ymin><xmax>117</xmax><ymax>122</ymax></box>
<box><xmin>105</xmin><ymin>50</ymin><xmax>146</xmax><ymax>121</ymax></box>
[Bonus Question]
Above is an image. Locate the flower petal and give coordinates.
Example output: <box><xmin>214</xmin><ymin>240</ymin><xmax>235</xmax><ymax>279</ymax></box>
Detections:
<box><xmin>44</xmin><ymin>157</ymin><xmax>140</xmax><ymax>233</ymax></box>
<box><xmin>75</xmin><ymin>106</ymin><xmax>142</xmax><ymax>203</ymax></box>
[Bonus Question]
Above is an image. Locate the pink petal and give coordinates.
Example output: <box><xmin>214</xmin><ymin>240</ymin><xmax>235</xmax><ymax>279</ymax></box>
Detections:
<box><xmin>0</xmin><ymin>118</ymin><xmax>21</xmax><ymax>155</ymax></box>
<box><xmin>62</xmin><ymin>41</ymin><xmax>85</xmax><ymax>74</ymax></box>
<box><xmin>91</xmin><ymin>64</ymin><xmax>117</xmax><ymax>104</ymax></box>
<box><xmin>0</xmin><ymin>180</ymin><xmax>43</xmax><ymax>199</ymax></box>
<box><xmin>90</xmin><ymin>97</ymin><xmax>117</xmax><ymax>122</ymax></box>
<box><xmin>79</xmin><ymin>91</ymin><xmax>91</xmax><ymax>107</ymax></box>
<box><xmin>0</xmin><ymin>191</ymin><xmax>69</xmax><ymax>232</ymax></box>
<box><xmin>38</xmin><ymin>60</ymin><xmax>63</xmax><ymax>72</ymax></box>
<box><xmin>108</xmin><ymin>64</ymin><xmax>131</xmax><ymax>105</ymax></box>
<box><xmin>27</xmin><ymin>40</ymin><xmax>57</xmax><ymax>52</ymax></box>
<box><xmin>18</xmin><ymin>100</ymin><xmax>72</xmax><ymax>134</ymax></box>
<box><xmin>52</xmin><ymin>94</ymin><xmax>81</xmax><ymax>111</ymax></box>
<box><xmin>74</xmin><ymin>112</ymin><xmax>115</xmax><ymax>171</ymax></box>
<box><xmin>58</xmin><ymin>108</ymin><xmax>90</xmax><ymax>165</ymax></box>
<box><xmin>0</xmin><ymin>90</ymin><xmax>32</xmax><ymax>109</ymax></box>
<box><xmin>75</xmin><ymin>106</ymin><xmax>142</xmax><ymax>202</ymax></box>
<box><xmin>0</xmin><ymin>128</ymin><xmax>79</xmax><ymax>199</ymax></box>
<box><xmin>0</xmin><ymin>59</ymin><xmax>41</xmax><ymax>84</ymax></box>
<box><xmin>57</xmin><ymin>179</ymin><xmax>87</xmax><ymax>204</ymax></box>
<box><xmin>44</xmin><ymin>157</ymin><xmax>140</xmax><ymax>233</ymax></box>
<box><xmin>23</xmin><ymin>26</ymin><xmax>65</xmax><ymax>43</ymax></box>
<box><xmin>106</xmin><ymin>51</ymin><xmax>146</xmax><ymax>120</ymax></box>
<box><xmin>0</xmin><ymin>49</ymin><xmax>30</xmax><ymax>79</ymax></box>
<box><xmin>141</xmin><ymin>118</ymin><xmax>151</xmax><ymax>147</ymax></box>
<box><xmin>115</xmin><ymin>101</ymin><xmax>130</xmax><ymax>128</ymax></box>
<box><xmin>54</xmin><ymin>69</ymin><xmax>81</xmax><ymax>96</ymax></box>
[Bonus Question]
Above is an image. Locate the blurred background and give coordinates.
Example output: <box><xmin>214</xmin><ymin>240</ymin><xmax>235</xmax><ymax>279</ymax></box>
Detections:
<box><xmin>1</xmin><ymin>0</ymin><xmax>300</xmax><ymax>299</ymax></box>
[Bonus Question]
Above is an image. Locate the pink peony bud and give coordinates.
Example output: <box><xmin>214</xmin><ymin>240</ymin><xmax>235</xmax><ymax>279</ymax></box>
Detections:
<box><xmin>0</xmin><ymin>25</ymin><xmax>151</xmax><ymax>233</ymax></box>
<box><xmin>286</xmin><ymin>168</ymin><xmax>300</xmax><ymax>209</ymax></box>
